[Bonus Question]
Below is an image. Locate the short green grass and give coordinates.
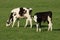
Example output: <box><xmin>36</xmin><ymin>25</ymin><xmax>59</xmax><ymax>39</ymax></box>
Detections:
<box><xmin>0</xmin><ymin>0</ymin><xmax>60</xmax><ymax>40</ymax></box>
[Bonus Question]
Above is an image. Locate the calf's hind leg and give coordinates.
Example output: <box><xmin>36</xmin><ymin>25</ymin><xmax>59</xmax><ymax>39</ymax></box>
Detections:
<box><xmin>48</xmin><ymin>16</ymin><xmax>52</xmax><ymax>31</ymax></box>
<box><xmin>12</xmin><ymin>16</ymin><xmax>17</xmax><ymax>27</ymax></box>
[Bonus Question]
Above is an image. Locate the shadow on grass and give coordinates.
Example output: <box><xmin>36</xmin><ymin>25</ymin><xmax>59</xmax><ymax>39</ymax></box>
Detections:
<box><xmin>53</xmin><ymin>29</ymin><xmax>60</xmax><ymax>31</ymax></box>
<box><xmin>7</xmin><ymin>24</ymin><xmax>60</xmax><ymax>32</ymax></box>
<box><xmin>32</xmin><ymin>25</ymin><xmax>60</xmax><ymax>32</ymax></box>
<box><xmin>32</xmin><ymin>24</ymin><xmax>48</xmax><ymax>28</ymax></box>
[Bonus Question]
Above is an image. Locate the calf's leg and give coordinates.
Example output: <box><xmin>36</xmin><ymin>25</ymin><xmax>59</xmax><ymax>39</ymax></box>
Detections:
<box><xmin>48</xmin><ymin>16</ymin><xmax>52</xmax><ymax>31</ymax></box>
<box><xmin>12</xmin><ymin>16</ymin><xmax>17</xmax><ymax>27</ymax></box>
<box><xmin>24</xmin><ymin>18</ymin><xmax>29</xmax><ymax>28</ymax></box>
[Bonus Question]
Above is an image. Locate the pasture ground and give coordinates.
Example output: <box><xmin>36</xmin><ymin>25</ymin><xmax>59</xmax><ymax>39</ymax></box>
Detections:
<box><xmin>0</xmin><ymin>0</ymin><xmax>60</xmax><ymax>40</ymax></box>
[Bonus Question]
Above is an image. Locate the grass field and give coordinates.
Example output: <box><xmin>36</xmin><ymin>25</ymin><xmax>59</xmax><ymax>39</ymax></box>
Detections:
<box><xmin>0</xmin><ymin>0</ymin><xmax>60</xmax><ymax>40</ymax></box>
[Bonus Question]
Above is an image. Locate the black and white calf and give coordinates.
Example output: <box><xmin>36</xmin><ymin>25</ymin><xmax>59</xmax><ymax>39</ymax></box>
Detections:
<box><xmin>6</xmin><ymin>7</ymin><xmax>32</xmax><ymax>28</ymax></box>
<box><xmin>33</xmin><ymin>11</ymin><xmax>52</xmax><ymax>32</ymax></box>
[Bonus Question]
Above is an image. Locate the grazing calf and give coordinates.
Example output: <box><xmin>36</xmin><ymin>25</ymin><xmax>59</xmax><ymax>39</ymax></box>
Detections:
<box><xmin>6</xmin><ymin>7</ymin><xmax>32</xmax><ymax>28</ymax></box>
<box><xmin>33</xmin><ymin>11</ymin><xmax>52</xmax><ymax>32</ymax></box>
